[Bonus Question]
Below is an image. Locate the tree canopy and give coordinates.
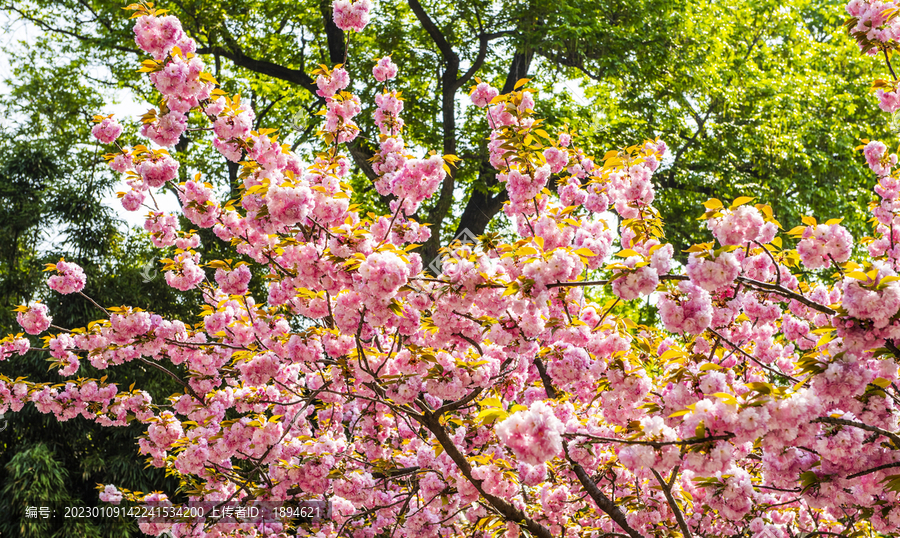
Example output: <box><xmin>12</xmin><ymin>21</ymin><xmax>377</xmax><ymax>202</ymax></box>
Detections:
<box><xmin>1</xmin><ymin>0</ymin><xmax>887</xmax><ymax>259</ymax></box>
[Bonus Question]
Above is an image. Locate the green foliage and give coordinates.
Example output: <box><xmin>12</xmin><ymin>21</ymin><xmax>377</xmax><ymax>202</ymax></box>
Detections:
<box><xmin>0</xmin><ymin>39</ymin><xmax>195</xmax><ymax>536</ymax></box>
<box><xmin>590</xmin><ymin>0</ymin><xmax>883</xmax><ymax>251</ymax></box>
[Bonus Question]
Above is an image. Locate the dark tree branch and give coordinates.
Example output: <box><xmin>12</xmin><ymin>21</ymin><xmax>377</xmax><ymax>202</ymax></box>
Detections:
<box><xmin>452</xmin><ymin>188</ymin><xmax>508</xmax><ymax>243</ymax></box>
<box><xmin>812</xmin><ymin>417</ymin><xmax>900</xmax><ymax>448</ymax></box>
<box><xmin>454</xmin><ymin>31</ymin><xmax>512</xmax><ymax>91</ymax></box>
<box><xmin>433</xmin><ymin>387</ymin><xmax>483</xmax><ymax>418</ymax></box>
<box><xmin>567</xmin><ymin>432</ymin><xmax>736</xmax><ymax>449</ymax></box>
<box><xmin>347</xmin><ymin>139</ymin><xmax>379</xmax><ymax>182</ymax></box>
<box><xmin>733</xmin><ymin>276</ymin><xmax>835</xmax><ymax>316</ymax></box>
<box><xmin>533</xmin><ymin>357</ymin><xmax>558</xmax><ymax>399</ymax></box>
<box><xmin>846</xmin><ymin>461</ymin><xmax>900</xmax><ymax>479</ymax></box>
<box><xmin>651</xmin><ymin>468</ymin><xmax>693</xmax><ymax>538</ymax></box>
<box><xmin>196</xmin><ymin>44</ymin><xmax>318</xmax><ymax>95</ymax></box>
<box><xmin>406</xmin><ymin>0</ymin><xmax>459</xmax><ymax>67</ymax></box>
<box><xmin>254</xmin><ymin>95</ymin><xmax>286</xmax><ymax>130</ymax></box>
<box><xmin>319</xmin><ymin>0</ymin><xmax>346</xmax><ymax>64</ymax></box>
<box><xmin>372</xmin><ymin>466</ymin><xmax>420</xmax><ymax>479</ymax></box>
<box><xmin>418</xmin><ymin>411</ymin><xmax>555</xmax><ymax>538</ymax></box>
<box><xmin>565</xmin><ymin>445</ymin><xmax>646</xmax><ymax>538</ymax></box>
<box><xmin>533</xmin><ymin>344</ymin><xmax>642</xmax><ymax>537</ymax></box>
<box><xmin>407</xmin><ymin>0</ymin><xmax>461</xmax><ymax>263</ymax></box>
<box><xmin>501</xmin><ymin>48</ymin><xmax>535</xmax><ymax>94</ymax></box>
<box><xmin>135</xmin><ymin>357</ymin><xmax>205</xmax><ymax>404</ymax></box>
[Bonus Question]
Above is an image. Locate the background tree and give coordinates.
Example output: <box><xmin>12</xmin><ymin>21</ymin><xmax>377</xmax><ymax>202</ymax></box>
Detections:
<box><xmin>1</xmin><ymin>0</ymin><xmax>888</xmax><ymax>262</ymax></box>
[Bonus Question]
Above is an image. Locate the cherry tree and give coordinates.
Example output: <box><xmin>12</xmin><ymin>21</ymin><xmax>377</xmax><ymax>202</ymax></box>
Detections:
<box><xmin>2</xmin><ymin>1</ymin><xmax>900</xmax><ymax>536</ymax></box>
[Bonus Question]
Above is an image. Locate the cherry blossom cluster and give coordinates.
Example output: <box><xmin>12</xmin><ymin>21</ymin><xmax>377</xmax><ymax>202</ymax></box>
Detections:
<box><xmin>367</xmin><ymin>62</ymin><xmax>446</xmax><ymax>215</ymax></box>
<box><xmin>46</xmin><ymin>259</ymin><xmax>86</xmax><ymax>295</ymax></box>
<box><xmin>847</xmin><ymin>1</ymin><xmax>900</xmax><ymax>109</ymax></box>
<box><xmin>15</xmin><ymin>303</ymin><xmax>52</xmax><ymax>335</ymax></box>
<box><xmin>331</xmin><ymin>0</ymin><xmax>373</xmax><ymax>33</ymax></box>
<box><xmin>372</xmin><ymin>56</ymin><xmax>397</xmax><ymax>82</ymax></box>
<box><xmin>847</xmin><ymin>0</ymin><xmax>900</xmax><ymax>51</ymax></box>
<box><xmin>91</xmin><ymin>115</ymin><xmax>123</xmax><ymax>144</ymax></box>
<box><xmin>495</xmin><ymin>401</ymin><xmax>566</xmax><ymax>465</ymax></box>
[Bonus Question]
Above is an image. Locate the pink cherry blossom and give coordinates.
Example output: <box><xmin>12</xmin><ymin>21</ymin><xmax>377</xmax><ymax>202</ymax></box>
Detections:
<box><xmin>91</xmin><ymin>117</ymin><xmax>123</xmax><ymax>144</ymax></box>
<box><xmin>332</xmin><ymin>0</ymin><xmax>373</xmax><ymax>32</ymax></box>
<box><xmin>470</xmin><ymin>82</ymin><xmax>499</xmax><ymax>108</ymax></box>
<box><xmin>372</xmin><ymin>56</ymin><xmax>398</xmax><ymax>82</ymax></box>
<box><xmin>797</xmin><ymin>223</ymin><xmax>853</xmax><ymax>270</ymax></box>
<box><xmin>658</xmin><ymin>281</ymin><xmax>713</xmax><ymax>334</ymax></box>
<box><xmin>137</xmin><ymin>151</ymin><xmax>179</xmax><ymax>188</ymax></box>
<box><xmin>47</xmin><ymin>260</ymin><xmax>86</xmax><ymax>295</ymax></box>
<box><xmin>496</xmin><ymin>401</ymin><xmax>566</xmax><ymax>465</ymax></box>
<box><xmin>17</xmin><ymin>303</ymin><xmax>52</xmax><ymax>335</ymax></box>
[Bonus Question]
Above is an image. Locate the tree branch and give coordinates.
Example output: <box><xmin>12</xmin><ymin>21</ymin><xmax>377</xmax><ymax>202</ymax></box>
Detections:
<box><xmin>565</xmin><ymin>445</ymin><xmax>646</xmax><ymax>538</ymax></box>
<box><xmin>651</xmin><ymin>468</ymin><xmax>693</xmax><ymax>538</ymax></box>
<box><xmin>433</xmin><ymin>387</ymin><xmax>483</xmax><ymax>418</ymax></box>
<box><xmin>567</xmin><ymin>432</ymin><xmax>735</xmax><ymax>449</ymax></box>
<box><xmin>845</xmin><ymin>461</ymin><xmax>900</xmax><ymax>480</ymax></box>
<box><xmin>812</xmin><ymin>417</ymin><xmax>900</xmax><ymax>448</ymax></box>
<box><xmin>454</xmin><ymin>31</ymin><xmax>512</xmax><ymax>91</ymax></box>
<box><xmin>319</xmin><ymin>0</ymin><xmax>346</xmax><ymax>65</ymax></box>
<box><xmin>135</xmin><ymin>357</ymin><xmax>205</xmax><ymax>404</ymax></box>
<box><xmin>195</xmin><ymin>44</ymin><xmax>317</xmax><ymax>96</ymax></box>
<box><xmin>534</xmin><ymin>357</ymin><xmax>558</xmax><ymax>399</ymax></box>
<box><xmin>406</xmin><ymin>0</ymin><xmax>459</xmax><ymax>67</ymax></box>
<box><xmin>418</xmin><ymin>412</ymin><xmax>555</xmax><ymax>538</ymax></box>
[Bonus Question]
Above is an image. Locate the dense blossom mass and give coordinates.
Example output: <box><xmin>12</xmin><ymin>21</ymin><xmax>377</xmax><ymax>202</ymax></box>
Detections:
<box><xmin>2</xmin><ymin>1</ymin><xmax>900</xmax><ymax>537</ymax></box>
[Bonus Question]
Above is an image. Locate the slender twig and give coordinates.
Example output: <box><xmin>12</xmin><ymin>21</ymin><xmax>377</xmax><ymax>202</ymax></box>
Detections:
<box><xmin>706</xmin><ymin>327</ymin><xmax>800</xmax><ymax>383</ymax></box>
<box><xmin>734</xmin><ymin>276</ymin><xmax>835</xmax><ymax>316</ymax></box>
<box><xmin>78</xmin><ymin>291</ymin><xmax>109</xmax><ymax>316</ymax></box>
<box><xmin>812</xmin><ymin>416</ymin><xmax>900</xmax><ymax>448</ymax></box>
<box><xmin>453</xmin><ymin>332</ymin><xmax>483</xmax><ymax>356</ymax></box>
<box><xmin>566</xmin><ymin>432</ymin><xmax>735</xmax><ymax>449</ymax></box>
<box><xmin>379</xmin><ymin>198</ymin><xmax>406</xmax><ymax>244</ymax></box>
<box><xmin>547</xmin><ymin>279</ymin><xmax>610</xmax><ymax>288</ymax></box>
<box><xmin>885</xmin><ymin>47</ymin><xmax>898</xmax><ymax>81</ymax></box>
<box><xmin>651</xmin><ymin>467</ymin><xmax>692</xmax><ymax>538</ymax></box>
<box><xmin>135</xmin><ymin>357</ymin><xmax>205</xmax><ymax>404</ymax></box>
<box><xmin>753</xmin><ymin>240</ymin><xmax>781</xmax><ymax>286</ymax></box>
<box><xmin>846</xmin><ymin>462</ymin><xmax>900</xmax><ymax>479</ymax></box>
<box><xmin>433</xmin><ymin>387</ymin><xmax>483</xmax><ymax>418</ymax></box>
<box><xmin>594</xmin><ymin>298</ymin><xmax>621</xmax><ymax>330</ymax></box>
